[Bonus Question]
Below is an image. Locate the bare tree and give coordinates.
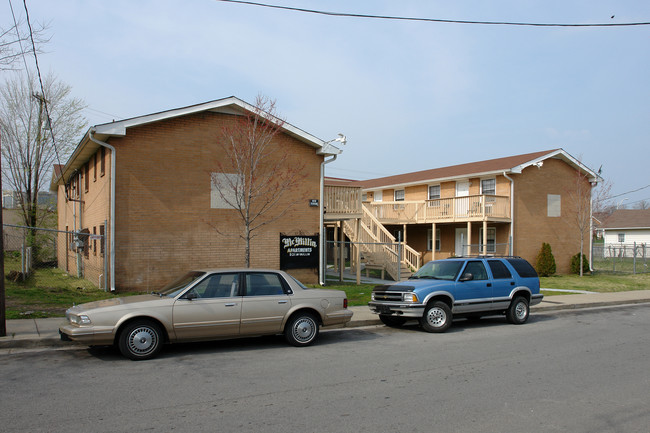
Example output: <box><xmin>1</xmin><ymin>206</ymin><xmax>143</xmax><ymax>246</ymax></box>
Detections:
<box><xmin>634</xmin><ymin>200</ymin><xmax>649</xmax><ymax>210</ymax></box>
<box><xmin>210</xmin><ymin>95</ymin><xmax>307</xmax><ymax>267</ymax></box>
<box><xmin>0</xmin><ymin>71</ymin><xmax>86</xmax><ymax>231</ymax></box>
<box><xmin>565</xmin><ymin>167</ymin><xmax>595</xmax><ymax>276</ymax></box>
<box><xmin>1</xmin><ymin>17</ymin><xmax>49</xmax><ymax>70</ymax></box>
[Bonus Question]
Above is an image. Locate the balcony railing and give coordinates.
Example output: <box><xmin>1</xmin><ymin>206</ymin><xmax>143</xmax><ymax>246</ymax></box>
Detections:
<box><xmin>324</xmin><ymin>186</ymin><xmax>363</xmax><ymax>220</ymax></box>
<box><xmin>366</xmin><ymin>195</ymin><xmax>510</xmax><ymax>223</ymax></box>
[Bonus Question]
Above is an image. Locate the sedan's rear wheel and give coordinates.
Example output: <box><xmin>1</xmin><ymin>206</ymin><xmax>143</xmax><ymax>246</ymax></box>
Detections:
<box><xmin>118</xmin><ymin>320</ymin><xmax>163</xmax><ymax>360</ymax></box>
<box><xmin>285</xmin><ymin>313</ymin><xmax>319</xmax><ymax>347</ymax></box>
<box><xmin>420</xmin><ymin>301</ymin><xmax>452</xmax><ymax>333</ymax></box>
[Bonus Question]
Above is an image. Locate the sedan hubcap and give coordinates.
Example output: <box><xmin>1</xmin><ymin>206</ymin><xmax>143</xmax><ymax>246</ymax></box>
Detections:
<box><xmin>129</xmin><ymin>327</ymin><xmax>157</xmax><ymax>354</ymax></box>
<box><xmin>293</xmin><ymin>318</ymin><xmax>316</xmax><ymax>343</ymax></box>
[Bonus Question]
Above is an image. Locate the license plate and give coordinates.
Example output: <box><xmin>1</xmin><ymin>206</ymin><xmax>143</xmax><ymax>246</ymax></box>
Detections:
<box><xmin>380</xmin><ymin>305</ymin><xmax>392</xmax><ymax>314</ymax></box>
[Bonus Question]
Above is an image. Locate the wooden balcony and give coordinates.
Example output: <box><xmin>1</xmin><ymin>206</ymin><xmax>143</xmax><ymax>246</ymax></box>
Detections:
<box><xmin>323</xmin><ymin>186</ymin><xmax>363</xmax><ymax>220</ymax></box>
<box><xmin>366</xmin><ymin>195</ymin><xmax>511</xmax><ymax>224</ymax></box>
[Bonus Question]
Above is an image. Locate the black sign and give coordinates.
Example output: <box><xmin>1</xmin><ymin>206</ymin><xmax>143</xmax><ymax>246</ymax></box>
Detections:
<box><xmin>280</xmin><ymin>234</ymin><xmax>318</xmax><ymax>269</ymax></box>
<box><xmin>309</xmin><ymin>199</ymin><xmax>319</xmax><ymax>207</ymax></box>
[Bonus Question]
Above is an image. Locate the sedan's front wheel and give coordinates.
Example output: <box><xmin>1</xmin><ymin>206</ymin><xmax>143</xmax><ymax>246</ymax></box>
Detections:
<box><xmin>285</xmin><ymin>313</ymin><xmax>319</xmax><ymax>347</ymax></box>
<box><xmin>118</xmin><ymin>320</ymin><xmax>163</xmax><ymax>360</ymax></box>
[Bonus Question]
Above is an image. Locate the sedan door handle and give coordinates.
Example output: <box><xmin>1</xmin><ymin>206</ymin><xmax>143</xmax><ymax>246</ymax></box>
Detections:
<box><xmin>487</xmin><ymin>283</ymin><xmax>492</xmax><ymax>287</ymax></box>
<box><xmin>278</xmin><ymin>300</ymin><xmax>288</xmax><ymax>304</ymax></box>
<box><xmin>225</xmin><ymin>303</ymin><xmax>237</xmax><ymax>307</ymax></box>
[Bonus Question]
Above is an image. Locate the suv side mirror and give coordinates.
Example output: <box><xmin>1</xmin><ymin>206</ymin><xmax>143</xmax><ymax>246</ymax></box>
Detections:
<box><xmin>459</xmin><ymin>272</ymin><xmax>474</xmax><ymax>282</ymax></box>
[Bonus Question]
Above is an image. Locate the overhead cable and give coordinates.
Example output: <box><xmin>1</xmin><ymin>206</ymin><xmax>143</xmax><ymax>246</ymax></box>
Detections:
<box><xmin>215</xmin><ymin>0</ymin><xmax>650</xmax><ymax>27</ymax></box>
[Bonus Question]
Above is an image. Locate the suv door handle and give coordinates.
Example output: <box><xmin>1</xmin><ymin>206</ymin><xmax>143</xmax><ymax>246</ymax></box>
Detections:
<box><xmin>487</xmin><ymin>283</ymin><xmax>492</xmax><ymax>287</ymax></box>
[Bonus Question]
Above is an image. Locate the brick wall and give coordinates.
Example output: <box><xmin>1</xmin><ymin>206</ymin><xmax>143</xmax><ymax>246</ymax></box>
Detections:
<box><xmin>103</xmin><ymin>111</ymin><xmax>322</xmax><ymax>290</ymax></box>
<box><xmin>512</xmin><ymin>158</ymin><xmax>590</xmax><ymax>273</ymax></box>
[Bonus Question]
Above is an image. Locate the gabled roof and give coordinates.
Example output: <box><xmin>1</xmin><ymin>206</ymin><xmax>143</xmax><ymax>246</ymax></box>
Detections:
<box><xmin>51</xmin><ymin>96</ymin><xmax>341</xmax><ymax>190</ymax></box>
<box><xmin>357</xmin><ymin>149</ymin><xmax>601</xmax><ymax>190</ymax></box>
<box><xmin>601</xmin><ymin>209</ymin><xmax>650</xmax><ymax>230</ymax></box>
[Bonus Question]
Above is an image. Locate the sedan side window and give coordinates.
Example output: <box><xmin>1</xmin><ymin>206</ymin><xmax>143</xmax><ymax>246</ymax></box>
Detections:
<box><xmin>187</xmin><ymin>273</ymin><xmax>240</xmax><ymax>299</ymax></box>
<box><xmin>245</xmin><ymin>273</ymin><xmax>286</xmax><ymax>296</ymax></box>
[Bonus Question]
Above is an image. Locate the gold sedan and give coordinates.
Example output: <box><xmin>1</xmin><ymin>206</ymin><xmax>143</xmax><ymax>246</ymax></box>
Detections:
<box><xmin>59</xmin><ymin>269</ymin><xmax>353</xmax><ymax>360</ymax></box>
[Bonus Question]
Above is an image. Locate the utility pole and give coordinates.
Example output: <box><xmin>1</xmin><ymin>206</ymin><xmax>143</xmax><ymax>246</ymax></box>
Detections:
<box><xmin>1</xmin><ymin>130</ymin><xmax>6</xmax><ymax>336</ymax></box>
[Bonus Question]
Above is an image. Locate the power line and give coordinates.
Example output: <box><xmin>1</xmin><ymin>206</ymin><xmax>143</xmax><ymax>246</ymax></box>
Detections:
<box><xmin>606</xmin><ymin>184</ymin><xmax>650</xmax><ymax>200</ymax></box>
<box><xmin>215</xmin><ymin>0</ymin><xmax>650</xmax><ymax>27</ymax></box>
<box><xmin>7</xmin><ymin>0</ymin><xmax>30</xmax><ymax>73</ymax></box>
<box><xmin>20</xmin><ymin>0</ymin><xmax>64</xmax><ymax>169</ymax></box>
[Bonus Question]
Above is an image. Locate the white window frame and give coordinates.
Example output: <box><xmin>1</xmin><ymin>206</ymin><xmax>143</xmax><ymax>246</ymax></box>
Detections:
<box><xmin>374</xmin><ymin>190</ymin><xmax>383</xmax><ymax>202</ymax></box>
<box><xmin>478</xmin><ymin>227</ymin><xmax>496</xmax><ymax>254</ymax></box>
<box><xmin>428</xmin><ymin>185</ymin><xmax>441</xmax><ymax>200</ymax></box>
<box><xmin>427</xmin><ymin>228</ymin><xmax>441</xmax><ymax>251</ymax></box>
<box><xmin>481</xmin><ymin>178</ymin><xmax>496</xmax><ymax>195</ymax></box>
<box><xmin>618</xmin><ymin>233</ymin><xmax>625</xmax><ymax>243</ymax></box>
<box><xmin>394</xmin><ymin>189</ymin><xmax>405</xmax><ymax>201</ymax></box>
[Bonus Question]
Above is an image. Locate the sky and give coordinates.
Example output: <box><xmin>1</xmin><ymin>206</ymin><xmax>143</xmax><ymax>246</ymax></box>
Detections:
<box><xmin>3</xmin><ymin>0</ymin><xmax>649</xmax><ymax>207</ymax></box>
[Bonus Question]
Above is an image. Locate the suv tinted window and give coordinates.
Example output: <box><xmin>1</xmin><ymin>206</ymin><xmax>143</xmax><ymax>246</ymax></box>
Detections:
<box><xmin>488</xmin><ymin>260</ymin><xmax>512</xmax><ymax>279</ymax></box>
<box><xmin>463</xmin><ymin>261</ymin><xmax>488</xmax><ymax>280</ymax></box>
<box><xmin>506</xmin><ymin>258</ymin><xmax>538</xmax><ymax>278</ymax></box>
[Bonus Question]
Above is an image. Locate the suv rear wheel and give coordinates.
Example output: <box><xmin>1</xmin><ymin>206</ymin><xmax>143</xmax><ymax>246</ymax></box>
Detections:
<box><xmin>420</xmin><ymin>301</ymin><xmax>452</xmax><ymax>333</ymax></box>
<box><xmin>506</xmin><ymin>296</ymin><xmax>529</xmax><ymax>324</ymax></box>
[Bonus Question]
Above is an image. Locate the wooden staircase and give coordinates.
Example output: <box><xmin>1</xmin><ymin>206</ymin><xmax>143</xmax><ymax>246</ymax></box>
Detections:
<box><xmin>342</xmin><ymin>205</ymin><xmax>421</xmax><ymax>281</ymax></box>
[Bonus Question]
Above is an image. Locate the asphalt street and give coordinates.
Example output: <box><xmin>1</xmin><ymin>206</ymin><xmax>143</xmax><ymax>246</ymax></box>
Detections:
<box><xmin>1</xmin><ymin>304</ymin><xmax>649</xmax><ymax>432</ymax></box>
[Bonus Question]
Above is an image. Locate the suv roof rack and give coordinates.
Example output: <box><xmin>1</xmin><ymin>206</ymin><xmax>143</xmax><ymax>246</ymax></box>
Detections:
<box><xmin>447</xmin><ymin>255</ymin><xmax>523</xmax><ymax>259</ymax></box>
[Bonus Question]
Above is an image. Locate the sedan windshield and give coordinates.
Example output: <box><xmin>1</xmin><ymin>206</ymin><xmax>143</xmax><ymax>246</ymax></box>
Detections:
<box><xmin>158</xmin><ymin>271</ymin><xmax>206</xmax><ymax>297</ymax></box>
<box><xmin>411</xmin><ymin>261</ymin><xmax>463</xmax><ymax>281</ymax></box>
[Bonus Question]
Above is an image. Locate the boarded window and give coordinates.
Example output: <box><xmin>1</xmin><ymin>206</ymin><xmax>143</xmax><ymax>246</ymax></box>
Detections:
<box><xmin>547</xmin><ymin>194</ymin><xmax>561</xmax><ymax>217</ymax></box>
<box><xmin>210</xmin><ymin>173</ymin><xmax>241</xmax><ymax>209</ymax></box>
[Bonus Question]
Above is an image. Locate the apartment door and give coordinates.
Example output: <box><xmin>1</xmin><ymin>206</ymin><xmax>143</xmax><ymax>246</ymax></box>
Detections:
<box><xmin>455</xmin><ymin>228</ymin><xmax>468</xmax><ymax>256</ymax></box>
<box><xmin>456</xmin><ymin>181</ymin><xmax>470</xmax><ymax>215</ymax></box>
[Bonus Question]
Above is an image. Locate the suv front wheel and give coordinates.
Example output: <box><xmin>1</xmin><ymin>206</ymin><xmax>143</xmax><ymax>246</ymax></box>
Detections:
<box><xmin>420</xmin><ymin>301</ymin><xmax>452</xmax><ymax>333</ymax></box>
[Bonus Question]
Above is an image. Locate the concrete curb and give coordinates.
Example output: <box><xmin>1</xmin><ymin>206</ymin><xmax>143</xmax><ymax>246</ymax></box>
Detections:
<box><xmin>3</xmin><ymin>294</ymin><xmax>650</xmax><ymax>350</ymax></box>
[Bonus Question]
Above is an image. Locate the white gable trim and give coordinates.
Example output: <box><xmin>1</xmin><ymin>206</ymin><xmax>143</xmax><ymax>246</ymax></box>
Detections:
<box><xmin>92</xmin><ymin>96</ymin><xmax>341</xmax><ymax>156</ymax></box>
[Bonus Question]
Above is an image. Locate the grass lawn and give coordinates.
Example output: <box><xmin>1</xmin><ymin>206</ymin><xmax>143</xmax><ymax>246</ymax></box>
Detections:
<box><xmin>317</xmin><ymin>272</ymin><xmax>650</xmax><ymax>306</ymax></box>
<box><xmin>3</xmin><ymin>256</ymin><xmax>137</xmax><ymax>319</ymax></box>
<box><xmin>541</xmin><ymin>273</ymin><xmax>650</xmax><ymax>293</ymax></box>
<box><xmin>4</xmin><ymin>255</ymin><xmax>649</xmax><ymax>317</ymax></box>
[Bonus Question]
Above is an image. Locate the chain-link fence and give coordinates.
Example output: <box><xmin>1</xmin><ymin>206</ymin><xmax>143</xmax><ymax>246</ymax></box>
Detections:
<box><xmin>592</xmin><ymin>242</ymin><xmax>648</xmax><ymax>274</ymax></box>
<box><xmin>3</xmin><ymin>224</ymin><xmax>107</xmax><ymax>289</ymax></box>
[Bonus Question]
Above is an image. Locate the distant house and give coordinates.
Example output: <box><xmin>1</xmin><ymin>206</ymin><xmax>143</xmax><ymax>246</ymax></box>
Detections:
<box><xmin>50</xmin><ymin>97</ymin><xmax>341</xmax><ymax>291</ymax></box>
<box><xmin>599</xmin><ymin>209</ymin><xmax>650</xmax><ymax>257</ymax></box>
<box><xmin>325</xmin><ymin>149</ymin><xmax>601</xmax><ymax>278</ymax></box>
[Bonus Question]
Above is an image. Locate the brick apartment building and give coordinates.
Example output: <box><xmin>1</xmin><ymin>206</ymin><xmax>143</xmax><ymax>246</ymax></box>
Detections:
<box><xmin>50</xmin><ymin>97</ymin><xmax>341</xmax><ymax>291</ymax></box>
<box><xmin>327</xmin><ymin>149</ymin><xmax>601</xmax><ymax>278</ymax></box>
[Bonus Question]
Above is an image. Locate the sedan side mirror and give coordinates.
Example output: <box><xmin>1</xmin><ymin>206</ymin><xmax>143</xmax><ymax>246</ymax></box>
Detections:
<box><xmin>184</xmin><ymin>291</ymin><xmax>197</xmax><ymax>301</ymax></box>
<box><xmin>459</xmin><ymin>272</ymin><xmax>474</xmax><ymax>282</ymax></box>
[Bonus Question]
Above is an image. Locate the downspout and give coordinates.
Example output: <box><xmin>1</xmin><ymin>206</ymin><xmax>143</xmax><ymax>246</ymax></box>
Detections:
<box><xmin>319</xmin><ymin>154</ymin><xmax>337</xmax><ymax>285</ymax></box>
<box><xmin>589</xmin><ymin>184</ymin><xmax>594</xmax><ymax>272</ymax></box>
<box><xmin>503</xmin><ymin>172</ymin><xmax>514</xmax><ymax>256</ymax></box>
<box><xmin>89</xmin><ymin>129</ymin><xmax>116</xmax><ymax>292</ymax></box>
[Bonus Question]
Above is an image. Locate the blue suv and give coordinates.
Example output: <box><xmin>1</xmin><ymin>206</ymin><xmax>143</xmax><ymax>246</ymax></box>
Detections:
<box><xmin>368</xmin><ymin>257</ymin><xmax>543</xmax><ymax>332</ymax></box>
